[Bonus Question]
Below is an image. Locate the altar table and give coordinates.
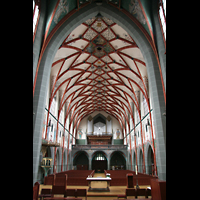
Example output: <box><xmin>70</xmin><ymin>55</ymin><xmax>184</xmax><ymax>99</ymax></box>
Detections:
<box><xmin>86</xmin><ymin>177</ymin><xmax>112</xmax><ymax>192</ymax></box>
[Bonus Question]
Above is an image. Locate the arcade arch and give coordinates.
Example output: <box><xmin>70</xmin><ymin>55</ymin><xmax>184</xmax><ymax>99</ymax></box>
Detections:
<box><xmin>73</xmin><ymin>151</ymin><xmax>89</xmax><ymax>170</ymax></box>
<box><xmin>92</xmin><ymin>151</ymin><xmax>107</xmax><ymax>172</ymax></box>
<box><xmin>146</xmin><ymin>144</ymin><xmax>154</xmax><ymax>175</ymax></box>
<box><xmin>110</xmin><ymin>151</ymin><xmax>126</xmax><ymax>170</ymax></box>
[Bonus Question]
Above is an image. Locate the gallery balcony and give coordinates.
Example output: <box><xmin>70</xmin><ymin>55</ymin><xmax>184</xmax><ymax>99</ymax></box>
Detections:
<box><xmin>41</xmin><ymin>139</ymin><xmax>60</xmax><ymax>147</ymax></box>
<box><xmin>72</xmin><ymin>144</ymin><xmax>128</xmax><ymax>150</ymax></box>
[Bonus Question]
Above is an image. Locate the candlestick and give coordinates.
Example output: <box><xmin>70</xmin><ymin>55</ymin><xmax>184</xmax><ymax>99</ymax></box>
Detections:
<box><xmin>135</xmin><ymin>165</ymin><xmax>139</xmax><ymax>189</ymax></box>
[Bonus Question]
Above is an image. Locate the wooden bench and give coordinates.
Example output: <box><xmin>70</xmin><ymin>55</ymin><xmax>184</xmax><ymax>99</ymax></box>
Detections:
<box><xmin>65</xmin><ymin>189</ymin><xmax>87</xmax><ymax>200</ymax></box>
<box><xmin>117</xmin><ymin>188</ymin><xmax>151</xmax><ymax>199</ymax></box>
<box><xmin>44</xmin><ymin>174</ymin><xmax>55</xmax><ymax>185</ymax></box>
<box><xmin>56</xmin><ymin>170</ymin><xmax>94</xmax><ymax>186</ymax></box>
<box><xmin>65</xmin><ymin>189</ymin><xmax>76</xmax><ymax>197</ymax></box>
<box><xmin>44</xmin><ymin>170</ymin><xmax>95</xmax><ymax>186</ymax></box>
<box><xmin>114</xmin><ymin>198</ymin><xmax>152</xmax><ymax>200</ymax></box>
<box><xmin>33</xmin><ymin>181</ymin><xmax>53</xmax><ymax>200</ymax></box>
<box><xmin>76</xmin><ymin>189</ymin><xmax>87</xmax><ymax>200</ymax></box>
<box><xmin>39</xmin><ymin>188</ymin><xmax>53</xmax><ymax>199</ymax></box>
<box><xmin>150</xmin><ymin>179</ymin><xmax>166</xmax><ymax>200</ymax></box>
<box><xmin>54</xmin><ymin>174</ymin><xmax>68</xmax><ymax>186</ymax></box>
<box><xmin>33</xmin><ymin>182</ymin><xmax>40</xmax><ymax>200</ymax></box>
<box><xmin>52</xmin><ymin>174</ymin><xmax>67</xmax><ymax>196</ymax></box>
<box><xmin>56</xmin><ymin>170</ymin><xmax>94</xmax><ymax>178</ymax></box>
<box><xmin>44</xmin><ymin>198</ymin><xmax>82</xmax><ymax>200</ymax></box>
<box><xmin>105</xmin><ymin>170</ymin><xmax>158</xmax><ymax>186</ymax></box>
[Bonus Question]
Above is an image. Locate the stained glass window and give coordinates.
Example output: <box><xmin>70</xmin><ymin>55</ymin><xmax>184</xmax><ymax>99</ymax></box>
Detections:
<box><xmin>94</xmin><ymin>153</ymin><xmax>106</xmax><ymax>160</ymax></box>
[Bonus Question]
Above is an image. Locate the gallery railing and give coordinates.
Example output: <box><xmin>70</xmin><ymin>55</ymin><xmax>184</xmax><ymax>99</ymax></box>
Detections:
<box><xmin>72</xmin><ymin>144</ymin><xmax>128</xmax><ymax>150</ymax></box>
<box><xmin>87</xmin><ymin>132</ymin><xmax>112</xmax><ymax>135</ymax></box>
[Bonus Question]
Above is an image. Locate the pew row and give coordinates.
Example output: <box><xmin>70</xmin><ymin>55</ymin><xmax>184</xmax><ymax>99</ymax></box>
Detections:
<box><xmin>33</xmin><ymin>183</ymin><xmax>87</xmax><ymax>200</ymax></box>
<box><xmin>117</xmin><ymin>188</ymin><xmax>151</xmax><ymax>199</ymax></box>
<box><xmin>44</xmin><ymin>170</ymin><xmax>95</xmax><ymax>186</ymax></box>
<box><xmin>104</xmin><ymin>170</ymin><xmax>158</xmax><ymax>186</ymax></box>
<box><xmin>44</xmin><ymin>198</ymin><xmax>82</xmax><ymax>200</ymax></box>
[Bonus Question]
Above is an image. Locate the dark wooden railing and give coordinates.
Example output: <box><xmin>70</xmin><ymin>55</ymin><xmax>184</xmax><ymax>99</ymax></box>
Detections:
<box><xmin>72</xmin><ymin>144</ymin><xmax>127</xmax><ymax>150</ymax></box>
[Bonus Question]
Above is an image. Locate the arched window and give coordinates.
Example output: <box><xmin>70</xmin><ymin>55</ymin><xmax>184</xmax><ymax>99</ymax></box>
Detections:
<box><xmin>33</xmin><ymin>0</ymin><xmax>40</xmax><ymax>36</ymax></box>
<box><xmin>159</xmin><ymin>0</ymin><xmax>166</xmax><ymax>42</ymax></box>
<box><xmin>94</xmin><ymin>153</ymin><xmax>105</xmax><ymax>160</ymax></box>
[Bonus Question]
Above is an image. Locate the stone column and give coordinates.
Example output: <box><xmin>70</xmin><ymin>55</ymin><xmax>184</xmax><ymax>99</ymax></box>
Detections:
<box><xmin>88</xmin><ymin>153</ymin><xmax>92</xmax><ymax>170</ymax></box>
<box><xmin>107</xmin><ymin>153</ymin><xmax>110</xmax><ymax>170</ymax></box>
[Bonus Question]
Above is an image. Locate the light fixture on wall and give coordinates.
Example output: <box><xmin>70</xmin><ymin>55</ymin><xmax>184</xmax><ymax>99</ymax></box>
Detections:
<box><xmin>62</xmin><ymin>131</ymin><xmax>65</xmax><ymax>137</ymax></box>
<box><xmin>145</xmin><ymin>119</ymin><xmax>150</xmax><ymax>132</ymax></box>
<box><xmin>47</xmin><ymin>119</ymin><xmax>53</xmax><ymax>131</ymax></box>
<box><xmin>163</xmin><ymin>111</ymin><xmax>166</xmax><ymax>116</ymax></box>
<box><xmin>48</xmin><ymin>119</ymin><xmax>51</xmax><ymax>127</ymax></box>
<box><xmin>134</xmin><ymin>131</ymin><xmax>137</xmax><ymax>137</ymax></box>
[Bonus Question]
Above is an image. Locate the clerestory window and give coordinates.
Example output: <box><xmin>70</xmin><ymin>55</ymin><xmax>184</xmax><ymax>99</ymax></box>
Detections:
<box><xmin>159</xmin><ymin>0</ymin><xmax>166</xmax><ymax>42</ymax></box>
<box><xmin>33</xmin><ymin>0</ymin><xmax>40</xmax><ymax>36</ymax></box>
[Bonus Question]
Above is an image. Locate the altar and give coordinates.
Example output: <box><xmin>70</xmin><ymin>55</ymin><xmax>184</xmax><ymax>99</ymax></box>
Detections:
<box><xmin>86</xmin><ymin>177</ymin><xmax>112</xmax><ymax>192</ymax></box>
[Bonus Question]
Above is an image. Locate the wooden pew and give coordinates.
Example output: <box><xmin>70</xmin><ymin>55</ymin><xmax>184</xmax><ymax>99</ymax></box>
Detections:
<box><xmin>150</xmin><ymin>179</ymin><xmax>166</xmax><ymax>200</ymax></box>
<box><xmin>44</xmin><ymin>170</ymin><xmax>95</xmax><ymax>186</ymax></box>
<box><xmin>44</xmin><ymin>198</ymin><xmax>82</xmax><ymax>200</ymax></box>
<box><xmin>56</xmin><ymin>170</ymin><xmax>94</xmax><ymax>186</ymax></box>
<box><xmin>65</xmin><ymin>189</ymin><xmax>76</xmax><ymax>197</ymax></box>
<box><xmin>39</xmin><ymin>188</ymin><xmax>53</xmax><ymax>199</ymax></box>
<box><xmin>33</xmin><ymin>182</ymin><xmax>40</xmax><ymax>200</ymax></box>
<box><xmin>65</xmin><ymin>189</ymin><xmax>87</xmax><ymax>200</ymax></box>
<box><xmin>33</xmin><ymin>181</ymin><xmax>53</xmax><ymax>199</ymax></box>
<box><xmin>44</xmin><ymin>174</ymin><xmax>55</xmax><ymax>185</ymax></box>
<box><xmin>52</xmin><ymin>174</ymin><xmax>67</xmax><ymax>196</ymax></box>
<box><xmin>55</xmin><ymin>174</ymin><xmax>68</xmax><ymax>186</ymax></box>
<box><xmin>136</xmin><ymin>188</ymin><xmax>147</xmax><ymax>198</ymax></box>
<box><xmin>75</xmin><ymin>189</ymin><xmax>87</xmax><ymax>200</ymax></box>
<box><xmin>56</xmin><ymin>170</ymin><xmax>94</xmax><ymax>177</ymax></box>
<box><xmin>117</xmin><ymin>188</ymin><xmax>151</xmax><ymax>199</ymax></box>
<box><xmin>105</xmin><ymin>170</ymin><xmax>157</xmax><ymax>186</ymax></box>
<box><xmin>117</xmin><ymin>188</ymin><xmax>136</xmax><ymax>199</ymax></box>
<box><xmin>146</xmin><ymin>188</ymin><xmax>151</xmax><ymax>198</ymax></box>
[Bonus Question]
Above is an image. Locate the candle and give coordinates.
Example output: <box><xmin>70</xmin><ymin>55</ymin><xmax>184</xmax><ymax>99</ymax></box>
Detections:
<box><xmin>136</xmin><ymin>165</ymin><xmax>138</xmax><ymax>175</ymax></box>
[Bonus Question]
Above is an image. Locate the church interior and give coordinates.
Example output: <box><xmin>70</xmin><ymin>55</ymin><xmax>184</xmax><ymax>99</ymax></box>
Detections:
<box><xmin>33</xmin><ymin>0</ymin><xmax>166</xmax><ymax>199</ymax></box>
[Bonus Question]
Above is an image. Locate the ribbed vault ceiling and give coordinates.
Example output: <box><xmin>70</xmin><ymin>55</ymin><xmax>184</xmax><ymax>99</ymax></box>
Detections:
<box><xmin>50</xmin><ymin>14</ymin><xmax>148</xmax><ymax>132</ymax></box>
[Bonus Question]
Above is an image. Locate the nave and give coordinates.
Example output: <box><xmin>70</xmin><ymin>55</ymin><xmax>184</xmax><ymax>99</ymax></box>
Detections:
<box><xmin>33</xmin><ymin>1</ymin><xmax>166</xmax><ymax>199</ymax></box>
